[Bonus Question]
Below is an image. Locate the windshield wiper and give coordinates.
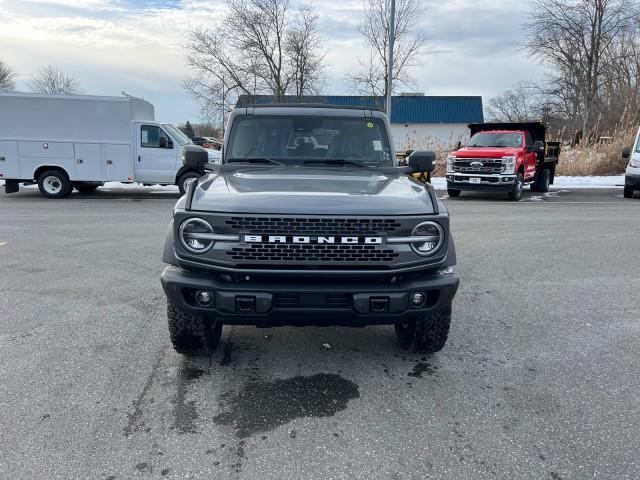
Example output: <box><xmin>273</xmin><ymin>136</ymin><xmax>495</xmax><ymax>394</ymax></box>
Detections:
<box><xmin>227</xmin><ymin>158</ymin><xmax>285</xmax><ymax>166</ymax></box>
<box><xmin>303</xmin><ymin>159</ymin><xmax>365</xmax><ymax>167</ymax></box>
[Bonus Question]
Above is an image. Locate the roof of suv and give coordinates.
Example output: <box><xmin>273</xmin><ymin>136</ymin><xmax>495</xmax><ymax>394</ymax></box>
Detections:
<box><xmin>237</xmin><ymin>103</ymin><xmax>387</xmax><ymax>119</ymax></box>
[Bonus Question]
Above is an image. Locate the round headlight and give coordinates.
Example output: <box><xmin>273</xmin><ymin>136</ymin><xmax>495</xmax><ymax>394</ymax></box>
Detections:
<box><xmin>410</xmin><ymin>221</ymin><xmax>444</xmax><ymax>256</ymax></box>
<box><xmin>179</xmin><ymin>218</ymin><xmax>214</xmax><ymax>254</ymax></box>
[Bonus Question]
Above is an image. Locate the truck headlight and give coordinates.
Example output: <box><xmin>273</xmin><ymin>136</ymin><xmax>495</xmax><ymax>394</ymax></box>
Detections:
<box><xmin>630</xmin><ymin>158</ymin><xmax>640</xmax><ymax>168</ymax></box>
<box><xmin>501</xmin><ymin>156</ymin><xmax>516</xmax><ymax>173</ymax></box>
<box><xmin>446</xmin><ymin>155</ymin><xmax>455</xmax><ymax>173</ymax></box>
<box><xmin>179</xmin><ymin>218</ymin><xmax>214</xmax><ymax>254</ymax></box>
<box><xmin>410</xmin><ymin>221</ymin><xmax>444</xmax><ymax>256</ymax></box>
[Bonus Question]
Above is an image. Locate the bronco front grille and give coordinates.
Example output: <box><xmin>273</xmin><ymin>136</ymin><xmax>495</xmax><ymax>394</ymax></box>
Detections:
<box><xmin>453</xmin><ymin>158</ymin><xmax>503</xmax><ymax>174</ymax></box>
<box><xmin>225</xmin><ymin>217</ymin><xmax>402</xmax><ymax>235</ymax></box>
<box><xmin>226</xmin><ymin>244</ymin><xmax>399</xmax><ymax>262</ymax></box>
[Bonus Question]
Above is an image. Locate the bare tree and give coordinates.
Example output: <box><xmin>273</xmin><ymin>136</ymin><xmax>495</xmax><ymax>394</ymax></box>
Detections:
<box><xmin>350</xmin><ymin>0</ymin><xmax>425</xmax><ymax>106</ymax></box>
<box><xmin>526</xmin><ymin>0</ymin><xmax>639</xmax><ymax>133</ymax></box>
<box><xmin>28</xmin><ymin>65</ymin><xmax>80</xmax><ymax>95</ymax></box>
<box><xmin>0</xmin><ymin>60</ymin><xmax>15</xmax><ymax>91</ymax></box>
<box><xmin>184</xmin><ymin>0</ymin><xmax>326</xmax><ymax>123</ymax></box>
<box><xmin>486</xmin><ymin>83</ymin><xmax>544</xmax><ymax>122</ymax></box>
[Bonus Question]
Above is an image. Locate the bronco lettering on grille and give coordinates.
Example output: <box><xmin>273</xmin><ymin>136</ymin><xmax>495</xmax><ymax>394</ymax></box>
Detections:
<box><xmin>243</xmin><ymin>235</ymin><xmax>384</xmax><ymax>245</ymax></box>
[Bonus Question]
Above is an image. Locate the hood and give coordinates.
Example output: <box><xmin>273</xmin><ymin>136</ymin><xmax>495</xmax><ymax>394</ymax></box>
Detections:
<box><xmin>454</xmin><ymin>147</ymin><xmax>521</xmax><ymax>158</ymax></box>
<box><xmin>188</xmin><ymin>166</ymin><xmax>435</xmax><ymax>215</ymax></box>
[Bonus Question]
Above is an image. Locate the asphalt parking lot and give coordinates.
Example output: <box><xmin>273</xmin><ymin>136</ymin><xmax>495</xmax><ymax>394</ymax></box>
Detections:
<box><xmin>1</xmin><ymin>186</ymin><xmax>639</xmax><ymax>479</ymax></box>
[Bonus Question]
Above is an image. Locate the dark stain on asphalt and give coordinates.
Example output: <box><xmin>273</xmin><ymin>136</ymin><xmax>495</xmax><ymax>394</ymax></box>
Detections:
<box><xmin>550</xmin><ymin>472</ymin><xmax>563</xmax><ymax>480</ymax></box>
<box><xmin>213</xmin><ymin>373</ymin><xmax>359</xmax><ymax>438</ymax></box>
<box><xmin>220</xmin><ymin>340</ymin><xmax>233</xmax><ymax>366</ymax></box>
<box><xmin>160</xmin><ymin>468</ymin><xmax>170</xmax><ymax>476</ymax></box>
<box><xmin>408</xmin><ymin>358</ymin><xmax>438</xmax><ymax>378</ymax></box>
<box><xmin>135</xmin><ymin>462</ymin><xmax>150</xmax><ymax>472</ymax></box>
<box><xmin>124</xmin><ymin>352</ymin><xmax>162</xmax><ymax>437</ymax></box>
<box><xmin>173</xmin><ymin>362</ymin><xmax>201</xmax><ymax>434</ymax></box>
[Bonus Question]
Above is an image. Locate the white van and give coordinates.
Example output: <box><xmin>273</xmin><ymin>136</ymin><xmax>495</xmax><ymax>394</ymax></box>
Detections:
<box><xmin>623</xmin><ymin>127</ymin><xmax>640</xmax><ymax>198</ymax></box>
<box><xmin>0</xmin><ymin>92</ymin><xmax>207</xmax><ymax>198</ymax></box>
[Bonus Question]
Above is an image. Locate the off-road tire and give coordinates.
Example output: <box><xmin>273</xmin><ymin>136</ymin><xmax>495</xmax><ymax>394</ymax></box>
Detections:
<box><xmin>167</xmin><ymin>300</ymin><xmax>221</xmax><ymax>355</ymax></box>
<box><xmin>536</xmin><ymin>168</ymin><xmax>551</xmax><ymax>193</ymax></box>
<box><xmin>623</xmin><ymin>186</ymin><xmax>634</xmax><ymax>198</ymax></box>
<box><xmin>178</xmin><ymin>172</ymin><xmax>201</xmax><ymax>195</ymax></box>
<box><xmin>74</xmin><ymin>182</ymin><xmax>102</xmax><ymax>193</ymax></box>
<box><xmin>447</xmin><ymin>189</ymin><xmax>461</xmax><ymax>198</ymax></box>
<box><xmin>508</xmin><ymin>173</ymin><xmax>524</xmax><ymax>201</ymax></box>
<box><xmin>37</xmin><ymin>169</ymin><xmax>72</xmax><ymax>199</ymax></box>
<box><xmin>394</xmin><ymin>303</ymin><xmax>452</xmax><ymax>353</ymax></box>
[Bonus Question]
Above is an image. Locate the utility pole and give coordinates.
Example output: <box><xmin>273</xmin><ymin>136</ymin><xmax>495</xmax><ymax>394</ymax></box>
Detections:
<box><xmin>386</xmin><ymin>0</ymin><xmax>396</xmax><ymax>119</ymax></box>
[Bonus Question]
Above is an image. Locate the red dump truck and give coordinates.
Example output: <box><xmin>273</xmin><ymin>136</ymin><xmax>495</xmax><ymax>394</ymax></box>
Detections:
<box><xmin>445</xmin><ymin>122</ymin><xmax>561</xmax><ymax>201</ymax></box>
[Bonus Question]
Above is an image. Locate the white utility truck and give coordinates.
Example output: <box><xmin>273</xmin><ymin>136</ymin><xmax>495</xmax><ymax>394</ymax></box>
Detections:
<box><xmin>0</xmin><ymin>92</ymin><xmax>208</xmax><ymax>198</ymax></box>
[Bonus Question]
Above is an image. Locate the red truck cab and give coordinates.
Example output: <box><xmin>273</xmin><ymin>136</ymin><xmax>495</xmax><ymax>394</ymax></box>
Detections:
<box><xmin>446</xmin><ymin>122</ymin><xmax>560</xmax><ymax>201</ymax></box>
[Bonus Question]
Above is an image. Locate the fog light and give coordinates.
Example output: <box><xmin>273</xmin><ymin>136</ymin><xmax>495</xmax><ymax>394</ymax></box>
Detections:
<box><xmin>196</xmin><ymin>290</ymin><xmax>213</xmax><ymax>307</ymax></box>
<box><xmin>411</xmin><ymin>292</ymin><xmax>425</xmax><ymax>307</ymax></box>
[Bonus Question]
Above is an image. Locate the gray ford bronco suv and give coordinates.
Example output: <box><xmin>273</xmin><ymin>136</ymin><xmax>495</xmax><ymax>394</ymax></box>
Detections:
<box><xmin>160</xmin><ymin>104</ymin><xmax>459</xmax><ymax>355</ymax></box>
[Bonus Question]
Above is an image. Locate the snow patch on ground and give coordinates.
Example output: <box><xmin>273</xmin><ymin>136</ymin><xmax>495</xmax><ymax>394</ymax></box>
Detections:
<box><xmin>430</xmin><ymin>175</ymin><xmax>624</xmax><ymax>190</ymax></box>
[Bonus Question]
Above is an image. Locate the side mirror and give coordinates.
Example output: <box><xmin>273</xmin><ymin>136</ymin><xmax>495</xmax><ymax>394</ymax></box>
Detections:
<box><xmin>159</xmin><ymin>136</ymin><xmax>168</xmax><ymax>148</ymax></box>
<box><xmin>534</xmin><ymin>140</ymin><xmax>545</xmax><ymax>152</ymax></box>
<box><xmin>408</xmin><ymin>150</ymin><xmax>436</xmax><ymax>173</ymax></box>
<box><xmin>622</xmin><ymin>147</ymin><xmax>631</xmax><ymax>159</ymax></box>
<box><xmin>183</xmin><ymin>145</ymin><xmax>212</xmax><ymax>171</ymax></box>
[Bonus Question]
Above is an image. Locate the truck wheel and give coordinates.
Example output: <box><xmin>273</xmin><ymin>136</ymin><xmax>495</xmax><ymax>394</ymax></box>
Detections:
<box><xmin>37</xmin><ymin>170</ymin><xmax>72</xmax><ymax>199</ymax></box>
<box><xmin>447</xmin><ymin>189</ymin><xmax>461</xmax><ymax>197</ymax></box>
<box><xmin>508</xmin><ymin>173</ymin><xmax>524</xmax><ymax>201</ymax></box>
<box><xmin>624</xmin><ymin>186</ymin><xmax>634</xmax><ymax>198</ymax></box>
<box><xmin>178</xmin><ymin>172</ymin><xmax>201</xmax><ymax>195</ymax></box>
<box><xmin>536</xmin><ymin>168</ymin><xmax>551</xmax><ymax>193</ymax></box>
<box><xmin>394</xmin><ymin>304</ymin><xmax>452</xmax><ymax>353</ymax></box>
<box><xmin>74</xmin><ymin>182</ymin><xmax>103</xmax><ymax>193</ymax></box>
<box><xmin>167</xmin><ymin>300</ymin><xmax>221</xmax><ymax>355</ymax></box>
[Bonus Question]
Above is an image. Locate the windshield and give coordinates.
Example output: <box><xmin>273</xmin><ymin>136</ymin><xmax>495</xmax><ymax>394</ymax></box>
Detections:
<box><xmin>468</xmin><ymin>132</ymin><xmax>523</xmax><ymax>148</ymax></box>
<box><xmin>226</xmin><ymin>115</ymin><xmax>393</xmax><ymax>167</ymax></box>
<box><xmin>164</xmin><ymin>124</ymin><xmax>192</xmax><ymax>147</ymax></box>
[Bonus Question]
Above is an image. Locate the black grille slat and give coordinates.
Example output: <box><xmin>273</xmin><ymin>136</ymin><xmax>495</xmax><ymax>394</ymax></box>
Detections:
<box><xmin>273</xmin><ymin>293</ymin><xmax>352</xmax><ymax>309</ymax></box>
<box><xmin>227</xmin><ymin>244</ymin><xmax>399</xmax><ymax>262</ymax></box>
<box><xmin>225</xmin><ymin>217</ymin><xmax>401</xmax><ymax>235</ymax></box>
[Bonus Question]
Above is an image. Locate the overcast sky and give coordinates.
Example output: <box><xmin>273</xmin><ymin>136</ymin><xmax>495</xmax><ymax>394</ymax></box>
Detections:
<box><xmin>0</xmin><ymin>0</ymin><xmax>543</xmax><ymax>124</ymax></box>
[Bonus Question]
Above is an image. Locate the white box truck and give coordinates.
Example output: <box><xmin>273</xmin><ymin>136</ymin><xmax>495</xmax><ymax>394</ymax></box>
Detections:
<box><xmin>0</xmin><ymin>92</ymin><xmax>209</xmax><ymax>198</ymax></box>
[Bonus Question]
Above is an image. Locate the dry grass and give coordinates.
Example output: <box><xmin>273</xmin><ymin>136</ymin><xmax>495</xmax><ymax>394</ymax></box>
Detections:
<box><xmin>554</xmin><ymin>129</ymin><xmax>634</xmax><ymax>175</ymax></box>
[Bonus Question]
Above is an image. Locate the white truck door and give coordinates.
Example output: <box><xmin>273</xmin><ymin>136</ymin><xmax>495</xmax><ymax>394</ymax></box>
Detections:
<box><xmin>0</xmin><ymin>141</ymin><xmax>20</xmax><ymax>179</ymax></box>
<box><xmin>74</xmin><ymin>143</ymin><xmax>102</xmax><ymax>181</ymax></box>
<box><xmin>104</xmin><ymin>144</ymin><xmax>133</xmax><ymax>182</ymax></box>
<box><xmin>135</xmin><ymin>123</ymin><xmax>178</xmax><ymax>183</ymax></box>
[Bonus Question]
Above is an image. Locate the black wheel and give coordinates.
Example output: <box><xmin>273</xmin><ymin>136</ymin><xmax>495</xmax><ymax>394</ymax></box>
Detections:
<box><xmin>624</xmin><ymin>186</ymin><xmax>634</xmax><ymax>198</ymax></box>
<box><xmin>74</xmin><ymin>182</ymin><xmax>103</xmax><ymax>193</ymax></box>
<box><xmin>167</xmin><ymin>300</ymin><xmax>221</xmax><ymax>355</ymax></box>
<box><xmin>37</xmin><ymin>169</ymin><xmax>72</xmax><ymax>199</ymax></box>
<box><xmin>394</xmin><ymin>304</ymin><xmax>452</xmax><ymax>353</ymax></box>
<box><xmin>508</xmin><ymin>173</ymin><xmax>524</xmax><ymax>201</ymax></box>
<box><xmin>447</xmin><ymin>189</ymin><xmax>461</xmax><ymax>197</ymax></box>
<box><xmin>178</xmin><ymin>172</ymin><xmax>201</xmax><ymax>195</ymax></box>
<box><xmin>536</xmin><ymin>168</ymin><xmax>551</xmax><ymax>193</ymax></box>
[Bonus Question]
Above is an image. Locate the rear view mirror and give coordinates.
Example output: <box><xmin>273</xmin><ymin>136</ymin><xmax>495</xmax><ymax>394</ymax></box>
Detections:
<box><xmin>408</xmin><ymin>150</ymin><xmax>436</xmax><ymax>173</ymax></box>
<box><xmin>183</xmin><ymin>145</ymin><xmax>212</xmax><ymax>171</ymax></box>
<box><xmin>622</xmin><ymin>147</ymin><xmax>631</xmax><ymax>159</ymax></box>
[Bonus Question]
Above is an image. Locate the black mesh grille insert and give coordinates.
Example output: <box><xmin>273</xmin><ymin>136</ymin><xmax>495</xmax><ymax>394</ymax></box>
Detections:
<box><xmin>273</xmin><ymin>293</ymin><xmax>352</xmax><ymax>309</ymax></box>
<box><xmin>225</xmin><ymin>217</ymin><xmax>402</xmax><ymax>235</ymax></box>
<box><xmin>226</xmin><ymin>244</ymin><xmax>399</xmax><ymax>262</ymax></box>
<box><xmin>453</xmin><ymin>159</ymin><xmax>503</xmax><ymax>174</ymax></box>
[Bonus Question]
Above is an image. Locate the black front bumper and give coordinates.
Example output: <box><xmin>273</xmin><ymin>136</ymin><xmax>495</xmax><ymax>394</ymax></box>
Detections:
<box><xmin>160</xmin><ymin>266</ymin><xmax>459</xmax><ymax>326</ymax></box>
<box><xmin>625</xmin><ymin>173</ymin><xmax>640</xmax><ymax>188</ymax></box>
<box><xmin>446</xmin><ymin>174</ymin><xmax>515</xmax><ymax>192</ymax></box>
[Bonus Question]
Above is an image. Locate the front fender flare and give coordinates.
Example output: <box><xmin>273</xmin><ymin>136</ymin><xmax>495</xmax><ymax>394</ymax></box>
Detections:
<box><xmin>162</xmin><ymin>220</ymin><xmax>178</xmax><ymax>265</ymax></box>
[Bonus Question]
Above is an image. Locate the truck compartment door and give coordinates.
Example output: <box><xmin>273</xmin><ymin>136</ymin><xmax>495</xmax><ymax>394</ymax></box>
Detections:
<box><xmin>74</xmin><ymin>143</ymin><xmax>102</xmax><ymax>181</ymax></box>
<box><xmin>103</xmin><ymin>144</ymin><xmax>133</xmax><ymax>182</ymax></box>
<box><xmin>0</xmin><ymin>141</ymin><xmax>20</xmax><ymax>179</ymax></box>
<box><xmin>18</xmin><ymin>141</ymin><xmax>76</xmax><ymax>180</ymax></box>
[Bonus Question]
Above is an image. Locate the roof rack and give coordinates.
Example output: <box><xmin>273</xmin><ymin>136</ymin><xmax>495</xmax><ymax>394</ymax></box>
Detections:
<box><xmin>247</xmin><ymin>103</ymin><xmax>382</xmax><ymax>112</ymax></box>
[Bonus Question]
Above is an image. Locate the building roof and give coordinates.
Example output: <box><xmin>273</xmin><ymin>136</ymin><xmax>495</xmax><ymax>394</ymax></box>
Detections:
<box><xmin>235</xmin><ymin>95</ymin><xmax>484</xmax><ymax>124</ymax></box>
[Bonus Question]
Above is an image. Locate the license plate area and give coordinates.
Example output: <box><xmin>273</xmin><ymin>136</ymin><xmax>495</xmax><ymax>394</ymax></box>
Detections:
<box><xmin>469</xmin><ymin>177</ymin><xmax>481</xmax><ymax>184</ymax></box>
